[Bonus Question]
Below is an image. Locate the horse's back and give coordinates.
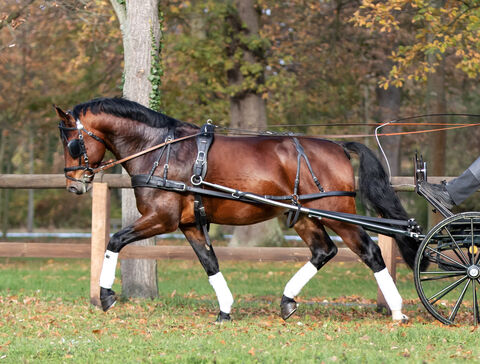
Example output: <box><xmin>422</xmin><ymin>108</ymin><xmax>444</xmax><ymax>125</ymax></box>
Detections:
<box><xmin>207</xmin><ymin>135</ymin><xmax>355</xmax><ymax>200</ymax></box>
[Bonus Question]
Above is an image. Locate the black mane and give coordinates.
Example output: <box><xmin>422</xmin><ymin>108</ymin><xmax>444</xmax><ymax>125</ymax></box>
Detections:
<box><xmin>72</xmin><ymin>97</ymin><xmax>198</xmax><ymax>129</ymax></box>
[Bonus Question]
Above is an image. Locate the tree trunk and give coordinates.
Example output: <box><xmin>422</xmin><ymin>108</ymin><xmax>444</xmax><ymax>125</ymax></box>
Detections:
<box><xmin>427</xmin><ymin>59</ymin><xmax>447</xmax><ymax>177</ymax></box>
<box><xmin>111</xmin><ymin>0</ymin><xmax>160</xmax><ymax>299</ymax></box>
<box><xmin>427</xmin><ymin>58</ymin><xmax>447</xmax><ymax>225</ymax></box>
<box><xmin>120</xmin><ymin>182</ymin><xmax>158</xmax><ymax>298</ymax></box>
<box><xmin>424</xmin><ymin>0</ymin><xmax>447</xmax><ymax>225</ymax></box>
<box><xmin>228</xmin><ymin>0</ymin><xmax>284</xmax><ymax>247</ymax></box>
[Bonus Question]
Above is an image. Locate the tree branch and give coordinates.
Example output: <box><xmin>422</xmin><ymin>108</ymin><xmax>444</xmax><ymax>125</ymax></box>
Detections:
<box><xmin>110</xmin><ymin>0</ymin><xmax>127</xmax><ymax>30</ymax></box>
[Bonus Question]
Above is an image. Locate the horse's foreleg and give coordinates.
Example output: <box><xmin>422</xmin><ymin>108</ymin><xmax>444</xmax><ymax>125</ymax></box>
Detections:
<box><xmin>98</xmin><ymin>225</ymin><xmax>136</xmax><ymax>311</ymax></box>
<box><xmin>332</xmin><ymin>224</ymin><xmax>407</xmax><ymax>322</ymax></box>
<box><xmin>99</xmin><ymin>214</ymin><xmax>173</xmax><ymax>312</ymax></box>
<box><xmin>181</xmin><ymin>225</ymin><xmax>234</xmax><ymax>323</ymax></box>
<box><xmin>281</xmin><ymin>218</ymin><xmax>338</xmax><ymax>320</ymax></box>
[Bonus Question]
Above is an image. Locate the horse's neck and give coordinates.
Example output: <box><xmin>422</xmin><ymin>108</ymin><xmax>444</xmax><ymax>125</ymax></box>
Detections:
<box><xmin>96</xmin><ymin>114</ymin><xmax>198</xmax><ymax>175</ymax></box>
<box><xmin>102</xmin><ymin>117</ymin><xmax>168</xmax><ymax>164</ymax></box>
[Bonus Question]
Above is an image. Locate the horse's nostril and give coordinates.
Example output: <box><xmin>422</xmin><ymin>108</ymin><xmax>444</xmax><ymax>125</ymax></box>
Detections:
<box><xmin>67</xmin><ymin>186</ymin><xmax>81</xmax><ymax>194</ymax></box>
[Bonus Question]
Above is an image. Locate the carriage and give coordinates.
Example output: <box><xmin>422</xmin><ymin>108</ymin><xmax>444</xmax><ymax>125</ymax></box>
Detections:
<box><xmin>57</xmin><ymin>97</ymin><xmax>480</xmax><ymax>326</ymax></box>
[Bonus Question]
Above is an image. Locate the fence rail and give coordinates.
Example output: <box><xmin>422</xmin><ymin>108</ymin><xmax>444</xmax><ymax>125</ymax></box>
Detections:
<box><xmin>1</xmin><ymin>173</ymin><xmax>451</xmax><ymax>190</ymax></box>
<box><xmin>2</xmin><ymin>242</ymin><xmax>395</xmax><ymax>262</ymax></box>
<box><xmin>0</xmin><ymin>174</ymin><xmax>450</xmax><ymax>310</ymax></box>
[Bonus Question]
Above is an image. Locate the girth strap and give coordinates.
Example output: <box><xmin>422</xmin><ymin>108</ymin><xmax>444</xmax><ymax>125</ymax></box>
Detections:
<box><xmin>192</xmin><ymin>123</ymin><xmax>215</xmax><ymax>184</ymax></box>
<box><xmin>191</xmin><ymin>123</ymin><xmax>215</xmax><ymax>245</ymax></box>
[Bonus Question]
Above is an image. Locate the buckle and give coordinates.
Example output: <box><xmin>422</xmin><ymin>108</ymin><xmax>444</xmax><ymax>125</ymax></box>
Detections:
<box><xmin>191</xmin><ymin>175</ymin><xmax>203</xmax><ymax>186</ymax></box>
<box><xmin>196</xmin><ymin>150</ymin><xmax>206</xmax><ymax>162</ymax></box>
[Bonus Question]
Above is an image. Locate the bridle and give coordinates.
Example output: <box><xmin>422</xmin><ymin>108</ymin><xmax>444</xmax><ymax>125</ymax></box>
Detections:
<box><xmin>59</xmin><ymin>114</ymin><xmax>201</xmax><ymax>184</ymax></box>
<box><xmin>58</xmin><ymin>116</ymin><xmax>107</xmax><ymax>183</ymax></box>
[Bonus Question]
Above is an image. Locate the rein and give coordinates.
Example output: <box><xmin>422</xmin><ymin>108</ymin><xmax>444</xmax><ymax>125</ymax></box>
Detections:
<box><xmin>91</xmin><ymin>133</ymin><xmax>200</xmax><ymax>174</ymax></box>
<box><xmin>214</xmin><ymin>113</ymin><xmax>480</xmax><ymax>139</ymax></box>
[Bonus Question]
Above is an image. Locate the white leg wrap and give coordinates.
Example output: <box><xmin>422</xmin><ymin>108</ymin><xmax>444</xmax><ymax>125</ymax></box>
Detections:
<box><xmin>99</xmin><ymin>250</ymin><xmax>119</xmax><ymax>289</ymax></box>
<box><xmin>283</xmin><ymin>261</ymin><xmax>318</xmax><ymax>299</ymax></box>
<box><xmin>209</xmin><ymin>272</ymin><xmax>234</xmax><ymax>314</ymax></box>
<box><xmin>374</xmin><ymin>268</ymin><xmax>402</xmax><ymax>311</ymax></box>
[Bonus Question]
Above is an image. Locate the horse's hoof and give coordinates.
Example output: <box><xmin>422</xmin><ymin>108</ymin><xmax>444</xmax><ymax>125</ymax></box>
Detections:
<box><xmin>392</xmin><ymin>310</ymin><xmax>409</xmax><ymax>323</ymax></box>
<box><xmin>280</xmin><ymin>295</ymin><xmax>297</xmax><ymax>320</ymax></box>
<box><xmin>215</xmin><ymin>311</ymin><xmax>231</xmax><ymax>324</ymax></box>
<box><xmin>100</xmin><ymin>287</ymin><xmax>116</xmax><ymax>312</ymax></box>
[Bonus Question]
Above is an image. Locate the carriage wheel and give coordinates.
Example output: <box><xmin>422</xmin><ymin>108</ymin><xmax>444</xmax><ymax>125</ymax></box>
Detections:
<box><xmin>414</xmin><ymin>212</ymin><xmax>480</xmax><ymax>325</ymax></box>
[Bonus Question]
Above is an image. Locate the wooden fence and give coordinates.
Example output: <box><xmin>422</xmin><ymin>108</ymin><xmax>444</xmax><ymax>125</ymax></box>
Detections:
<box><xmin>0</xmin><ymin>174</ymin><xmax>446</xmax><ymax>310</ymax></box>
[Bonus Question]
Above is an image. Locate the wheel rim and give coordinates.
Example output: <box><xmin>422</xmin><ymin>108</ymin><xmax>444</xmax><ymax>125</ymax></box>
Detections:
<box><xmin>414</xmin><ymin>212</ymin><xmax>480</xmax><ymax>325</ymax></box>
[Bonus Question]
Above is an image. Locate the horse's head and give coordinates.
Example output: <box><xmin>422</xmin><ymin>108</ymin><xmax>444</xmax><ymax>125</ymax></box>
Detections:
<box><xmin>55</xmin><ymin>105</ymin><xmax>107</xmax><ymax>195</ymax></box>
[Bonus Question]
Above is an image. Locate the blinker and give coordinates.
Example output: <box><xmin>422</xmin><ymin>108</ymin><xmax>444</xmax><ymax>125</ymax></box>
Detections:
<box><xmin>67</xmin><ymin>139</ymin><xmax>82</xmax><ymax>159</ymax></box>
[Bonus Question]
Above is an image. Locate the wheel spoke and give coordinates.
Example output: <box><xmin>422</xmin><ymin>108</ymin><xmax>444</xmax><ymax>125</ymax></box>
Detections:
<box><xmin>420</xmin><ymin>272</ymin><xmax>466</xmax><ymax>282</ymax></box>
<box><xmin>471</xmin><ymin>218</ymin><xmax>476</xmax><ymax>265</ymax></box>
<box><xmin>423</xmin><ymin>255</ymin><xmax>465</xmax><ymax>270</ymax></box>
<box><xmin>421</xmin><ymin>270</ymin><xmax>466</xmax><ymax>275</ymax></box>
<box><xmin>415</xmin><ymin>213</ymin><xmax>480</xmax><ymax>325</ymax></box>
<box><xmin>425</xmin><ymin>246</ymin><xmax>468</xmax><ymax>269</ymax></box>
<box><xmin>473</xmin><ymin>280</ymin><xmax>479</xmax><ymax>324</ymax></box>
<box><xmin>444</xmin><ymin>226</ymin><xmax>469</xmax><ymax>265</ymax></box>
<box><xmin>428</xmin><ymin>275</ymin><xmax>468</xmax><ymax>304</ymax></box>
<box><xmin>448</xmin><ymin>279</ymin><xmax>470</xmax><ymax>322</ymax></box>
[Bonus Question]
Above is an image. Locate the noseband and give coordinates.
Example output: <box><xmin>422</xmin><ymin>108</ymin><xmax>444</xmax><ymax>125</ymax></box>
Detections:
<box><xmin>58</xmin><ymin>117</ymin><xmax>107</xmax><ymax>183</ymax></box>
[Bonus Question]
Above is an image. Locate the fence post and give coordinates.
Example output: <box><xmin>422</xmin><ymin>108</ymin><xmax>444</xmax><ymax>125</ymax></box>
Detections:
<box><xmin>90</xmin><ymin>182</ymin><xmax>110</xmax><ymax>307</ymax></box>
<box><xmin>376</xmin><ymin>234</ymin><xmax>397</xmax><ymax>313</ymax></box>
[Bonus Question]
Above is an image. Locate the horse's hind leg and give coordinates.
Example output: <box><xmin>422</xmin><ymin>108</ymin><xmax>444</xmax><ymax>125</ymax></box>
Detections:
<box><xmin>281</xmin><ymin>217</ymin><xmax>338</xmax><ymax>320</ymax></box>
<box><xmin>180</xmin><ymin>224</ymin><xmax>234</xmax><ymax>323</ymax></box>
<box><xmin>330</xmin><ymin>222</ymin><xmax>408</xmax><ymax>322</ymax></box>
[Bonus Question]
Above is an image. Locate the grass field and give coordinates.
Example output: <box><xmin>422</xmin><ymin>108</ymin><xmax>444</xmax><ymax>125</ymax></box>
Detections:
<box><xmin>1</xmin><ymin>257</ymin><xmax>479</xmax><ymax>363</ymax></box>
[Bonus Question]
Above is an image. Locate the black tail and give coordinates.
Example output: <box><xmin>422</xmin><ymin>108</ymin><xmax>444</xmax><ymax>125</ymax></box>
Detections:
<box><xmin>342</xmin><ymin>141</ymin><xmax>420</xmax><ymax>270</ymax></box>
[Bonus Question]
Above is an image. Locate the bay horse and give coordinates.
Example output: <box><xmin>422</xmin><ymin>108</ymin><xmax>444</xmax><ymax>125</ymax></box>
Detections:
<box><xmin>56</xmin><ymin>97</ymin><xmax>419</xmax><ymax>323</ymax></box>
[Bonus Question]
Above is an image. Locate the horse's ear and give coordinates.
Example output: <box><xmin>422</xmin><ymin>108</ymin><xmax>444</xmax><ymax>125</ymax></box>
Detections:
<box><xmin>54</xmin><ymin>105</ymin><xmax>70</xmax><ymax>123</ymax></box>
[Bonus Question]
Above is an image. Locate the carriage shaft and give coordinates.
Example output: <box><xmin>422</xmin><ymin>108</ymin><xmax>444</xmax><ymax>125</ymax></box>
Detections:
<box><xmin>200</xmin><ymin>181</ymin><xmax>422</xmax><ymax>240</ymax></box>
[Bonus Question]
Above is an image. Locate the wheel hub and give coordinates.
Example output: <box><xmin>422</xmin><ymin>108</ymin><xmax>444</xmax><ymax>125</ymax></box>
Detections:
<box><xmin>467</xmin><ymin>265</ymin><xmax>480</xmax><ymax>279</ymax></box>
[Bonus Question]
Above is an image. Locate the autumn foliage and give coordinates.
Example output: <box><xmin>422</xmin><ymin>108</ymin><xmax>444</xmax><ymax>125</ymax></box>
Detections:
<box><xmin>2</xmin><ymin>0</ymin><xmax>480</xmax><ymax>229</ymax></box>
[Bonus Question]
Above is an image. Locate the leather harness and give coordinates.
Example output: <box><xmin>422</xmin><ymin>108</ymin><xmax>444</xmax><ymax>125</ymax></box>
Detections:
<box><xmin>131</xmin><ymin>124</ymin><xmax>356</xmax><ymax>242</ymax></box>
<box><xmin>191</xmin><ymin>123</ymin><xmax>215</xmax><ymax>246</ymax></box>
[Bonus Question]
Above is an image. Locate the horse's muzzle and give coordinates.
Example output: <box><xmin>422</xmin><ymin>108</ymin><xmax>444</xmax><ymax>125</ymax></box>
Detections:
<box><xmin>67</xmin><ymin>181</ymin><xmax>90</xmax><ymax>195</ymax></box>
